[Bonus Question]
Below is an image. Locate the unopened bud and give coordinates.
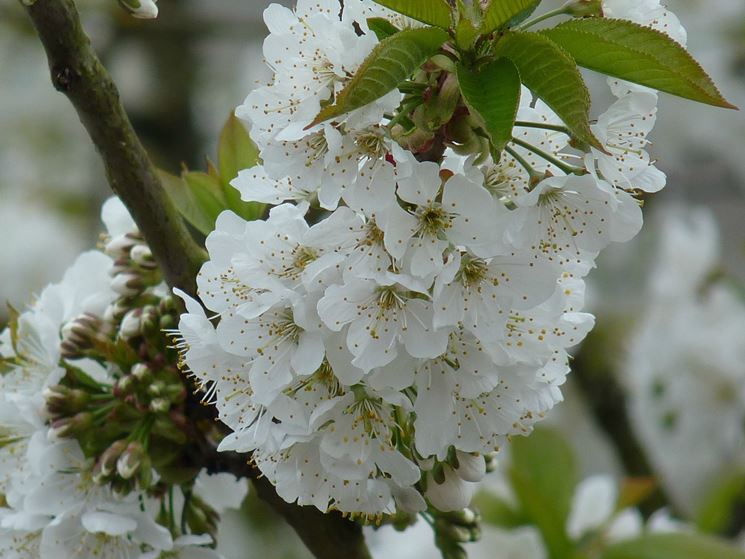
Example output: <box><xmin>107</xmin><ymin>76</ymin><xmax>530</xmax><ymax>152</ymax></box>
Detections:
<box><xmin>158</xmin><ymin>296</ymin><xmax>176</xmax><ymax>315</ymax></box>
<box><xmin>44</xmin><ymin>385</ymin><xmax>90</xmax><ymax>416</ymax></box>
<box><xmin>119</xmin><ymin>309</ymin><xmax>143</xmax><ymax>341</ymax></box>
<box><xmin>60</xmin><ymin>340</ymin><xmax>84</xmax><ymax>360</ymax></box>
<box><xmin>49</xmin><ymin>412</ymin><xmax>93</xmax><ymax>440</ymax></box>
<box><xmin>61</xmin><ymin>313</ymin><xmax>110</xmax><ymax>353</ymax></box>
<box><xmin>100</xmin><ymin>440</ymin><xmax>128</xmax><ymax>477</ymax></box>
<box><xmin>431</xmin><ymin>73</ymin><xmax>460</xmax><ymax>125</ymax></box>
<box><xmin>443</xmin><ymin>507</ymin><xmax>478</xmax><ymax>527</ymax></box>
<box><xmin>131</xmin><ymin>363</ymin><xmax>152</xmax><ymax>382</ymax></box>
<box><xmin>114</xmin><ymin>375</ymin><xmax>136</xmax><ymax>397</ymax></box>
<box><xmin>138</xmin><ymin>459</ymin><xmax>153</xmax><ymax>490</ymax></box>
<box><xmin>149</xmin><ymin>398</ymin><xmax>171</xmax><ymax>414</ymax></box>
<box><xmin>436</xmin><ymin>519</ymin><xmax>473</xmax><ymax>544</ymax></box>
<box><xmin>565</xmin><ymin>0</ymin><xmax>603</xmax><ymax>17</ymax></box>
<box><xmin>141</xmin><ymin>305</ymin><xmax>159</xmax><ymax>335</ymax></box>
<box><xmin>104</xmin><ymin>300</ymin><xmax>130</xmax><ymax>324</ymax></box>
<box><xmin>159</xmin><ymin>314</ymin><xmax>176</xmax><ymax>330</ymax></box>
<box><xmin>123</xmin><ymin>0</ymin><xmax>158</xmax><ymax>19</ymax></box>
<box><xmin>391</xmin><ymin>124</ymin><xmax>435</xmax><ymax>153</ymax></box>
<box><xmin>430</xmin><ymin>54</ymin><xmax>456</xmax><ymax>73</ymax></box>
<box><xmin>117</xmin><ymin>442</ymin><xmax>145</xmax><ymax>479</ymax></box>
<box><xmin>111</xmin><ymin>274</ymin><xmax>144</xmax><ymax>298</ymax></box>
<box><xmin>130</xmin><ymin>245</ymin><xmax>156</xmax><ymax>269</ymax></box>
<box><xmin>105</xmin><ymin>234</ymin><xmax>136</xmax><ymax>259</ymax></box>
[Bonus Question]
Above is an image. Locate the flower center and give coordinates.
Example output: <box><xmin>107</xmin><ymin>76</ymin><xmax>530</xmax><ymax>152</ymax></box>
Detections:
<box><xmin>416</xmin><ymin>204</ymin><xmax>451</xmax><ymax>237</ymax></box>
<box><xmin>457</xmin><ymin>255</ymin><xmax>488</xmax><ymax>288</ymax></box>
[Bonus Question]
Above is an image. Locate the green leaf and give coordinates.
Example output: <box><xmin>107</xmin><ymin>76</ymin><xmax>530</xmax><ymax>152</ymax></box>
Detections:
<box><xmin>308</xmin><ymin>27</ymin><xmax>450</xmax><ymax>128</ymax></box>
<box><xmin>457</xmin><ymin>58</ymin><xmax>521</xmax><ymax>154</ymax></box>
<box><xmin>494</xmin><ymin>30</ymin><xmax>602</xmax><ymax>149</ymax></box>
<box><xmin>218</xmin><ymin>112</ymin><xmax>260</xmax><ymax>189</ymax></box>
<box><xmin>159</xmin><ymin>170</ymin><xmax>224</xmax><ymax>236</ymax></box>
<box><xmin>366</xmin><ymin>17</ymin><xmax>400</xmax><ymax>41</ymax></box>
<box><xmin>473</xmin><ymin>491</ymin><xmax>529</xmax><ymax>529</ymax></box>
<box><xmin>601</xmin><ymin>533</ymin><xmax>745</xmax><ymax>559</ymax></box>
<box><xmin>509</xmin><ymin>428</ymin><xmax>577</xmax><ymax>559</ymax></box>
<box><xmin>541</xmin><ymin>18</ymin><xmax>737</xmax><ymax>109</ymax></box>
<box><xmin>695</xmin><ymin>473</ymin><xmax>745</xmax><ymax>534</ymax></box>
<box><xmin>217</xmin><ymin>113</ymin><xmax>265</xmax><ymax>222</ymax></box>
<box><xmin>481</xmin><ymin>0</ymin><xmax>541</xmax><ymax>33</ymax></box>
<box><xmin>371</xmin><ymin>0</ymin><xmax>452</xmax><ymax>28</ymax></box>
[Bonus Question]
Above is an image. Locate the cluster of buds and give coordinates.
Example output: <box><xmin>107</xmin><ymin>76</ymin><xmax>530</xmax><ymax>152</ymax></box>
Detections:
<box><xmin>106</xmin><ymin>230</ymin><xmax>161</xmax><ymax>299</ymax></box>
<box><xmin>432</xmin><ymin>507</ymin><xmax>482</xmax><ymax>559</ymax></box>
<box><xmin>92</xmin><ymin>440</ymin><xmax>153</xmax><ymax>497</ymax></box>
<box><xmin>60</xmin><ymin>313</ymin><xmax>113</xmax><ymax>360</ymax></box>
<box><xmin>48</xmin><ymin>230</ymin><xmax>211</xmax><ymax>498</ymax></box>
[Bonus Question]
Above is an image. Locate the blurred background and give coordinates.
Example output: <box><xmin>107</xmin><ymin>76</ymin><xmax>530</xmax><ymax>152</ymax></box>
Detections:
<box><xmin>1</xmin><ymin>1</ymin><xmax>744</xmax><ymax>557</ymax></box>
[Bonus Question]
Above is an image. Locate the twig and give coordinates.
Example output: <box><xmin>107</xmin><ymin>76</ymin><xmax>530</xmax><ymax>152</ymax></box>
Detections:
<box><xmin>20</xmin><ymin>2</ymin><xmax>373</xmax><ymax>557</ymax></box>
<box><xmin>20</xmin><ymin>0</ymin><xmax>205</xmax><ymax>296</ymax></box>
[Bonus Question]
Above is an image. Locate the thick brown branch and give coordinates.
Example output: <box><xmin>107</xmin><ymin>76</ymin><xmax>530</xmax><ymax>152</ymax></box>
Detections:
<box><xmin>20</xmin><ymin>1</ymin><xmax>373</xmax><ymax>557</ymax></box>
<box><xmin>20</xmin><ymin>0</ymin><xmax>205</xmax><ymax>296</ymax></box>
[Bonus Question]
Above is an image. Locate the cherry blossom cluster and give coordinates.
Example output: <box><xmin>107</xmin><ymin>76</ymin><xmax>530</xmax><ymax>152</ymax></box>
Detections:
<box><xmin>625</xmin><ymin>207</ymin><xmax>745</xmax><ymax>514</ymax></box>
<box><xmin>174</xmin><ymin>0</ymin><xmax>684</xmax><ymax>516</ymax></box>
<box><xmin>0</xmin><ymin>199</ymin><xmax>245</xmax><ymax>559</ymax></box>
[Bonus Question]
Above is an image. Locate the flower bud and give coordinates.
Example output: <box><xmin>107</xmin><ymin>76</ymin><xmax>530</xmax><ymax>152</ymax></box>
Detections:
<box><xmin>119</xmin><ymin>309</ymin><xmax>143</xmax><ymax>341</ymax></box>
<box><xmin>149</xmin><ymin>398</ymin><xmax>171</xmax><ymax>414</ymax></box>
<box><xmin>159</xmin><ymin>314</ymin><xmax>176</xmax><ymax>330</ymax></box>
<box><xmin>436</xmin><ymin>519</ymin><xmax>473</xmax><ymax>544</ymax></box>
<box><xmin>390</xmin><ymin>124</ymin><xmax>435</xmax><ymax>153</ymax></box>
<box><xmin>425</xmin><ymin>466</ymin><xmax>478</xmax><ymax>512</ymax></box>
<box><xmin>99</xmin><ymin>440</ymin><xmax>128</xmax><ymax>477</ymax></box>
<box><xmin>130</xmin><ymin>245</ymin><xmax>156</xmax><ymax>269</ymax></box>
<box><xmin>141</xmin><ymin>305</ymin><xmax>160</xmax><ymax>336</ymax></box>
<box><xmin>131</xmin><ymin>363</ymin><xmax>152</xmax><ymax>383</ymax></box>
<box><xmin>431</xmin><ymin>73</ymin><xmax>460</xmax><ymax>126</ymax></box>
<box><xmin>49</xmin><ymin>412</ymin><xmax>93</xmax><ymax>440</ymax></box>
<box><xmin>117</xmin><ymin>0</ymin><xmax>158</xmax><ymax>19</ymax></box>
<box><xmin>138</xmin><ymin>458</ymin><xmax>153</xmax><ymax>490</ymax></box>
<box><xmin>60</xmin><ymin>313</ymin><xmax>110</xmax><ymax>354</ymax></box>
<box><xmin>117</xmin><ymin>442</ymin><xmax>145</xmax><ymax>480</ymax></box>
<box><xmin>111</xmin><ymin>274</ymin><xmax>144</xmax><ymax>298</ymax></box>
<box><xmin>453</xmin><ymin>451</ymin><xmax>486</xmax><ymax>483</ymax></box>
<box><xmin>44</xmin><ymin>385</ymin><xmax>90</xmax><ymax>416</ymax></box>
<box><xmin>104</xmin><ymin>300</ymin><xmax>130</xmax><ymax>324</ymax></box>
<box><xmin>442</xmin><ymin>507</ymin><xmax>478</xmax><ymax>527</ymax></box>
<box><xmin>104</xmin><ymin>234</ymin><xmax>136</xmax><ymax>259</ymax></box>
<box><xmin>114</xmin><ymin>375</ymin><xmax>136</xmax><ymax>397</ymax></box>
